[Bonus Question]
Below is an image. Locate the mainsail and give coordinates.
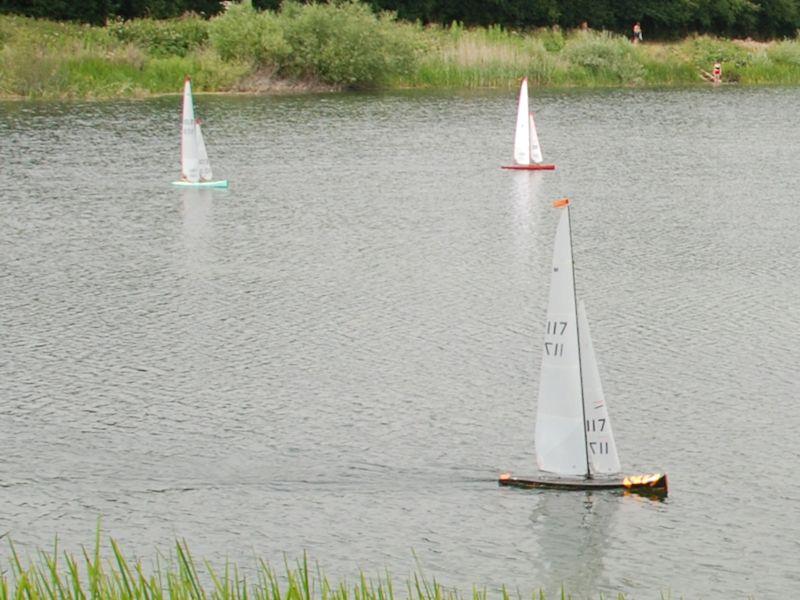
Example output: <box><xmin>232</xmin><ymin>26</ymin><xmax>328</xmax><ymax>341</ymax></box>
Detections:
<box><xmin>513</xmin><ymin>78</ymin><xmax>531</xmax><ymax>165</ymax></box>
<box><xmin>534</xmin><ymin>208</ymin><xmax>586</xmax><ymax>475</ymax></box>
<box><xmin>180</xmin><ymin>78</ymin><xmax>200</xmax><ymax>183</ymax></box>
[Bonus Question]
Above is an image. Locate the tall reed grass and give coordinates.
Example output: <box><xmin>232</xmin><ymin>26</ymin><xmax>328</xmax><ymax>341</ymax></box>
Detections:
<box><xmin>0</xmin><ymin>532</ymin><xmax>631</xmax><ymax>600</ymax></box>
<box><xmin>0</xmin><ymin>14</ymin><xmax>247</xmax><ymax>98</ymax></box>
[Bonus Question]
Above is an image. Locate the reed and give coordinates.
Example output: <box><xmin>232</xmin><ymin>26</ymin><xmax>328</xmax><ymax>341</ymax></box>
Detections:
<box><xmin>0</xmin><ymin>14</ymin><xmax>247</xmax><ymax>98</ymax></box>
<box><xmin>411</xmin><ymin>25</ymin><xmax>559</xmax><ymax>89</ymax></box>
<box><xmin>0</xmin><ymin>533</ymin><xmax>629</xmax><ymax>600</ymax></box>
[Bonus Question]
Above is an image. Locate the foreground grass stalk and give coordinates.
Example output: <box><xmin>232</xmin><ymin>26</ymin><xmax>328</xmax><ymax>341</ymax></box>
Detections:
<box><xmin>0</xmin><ymin>535</ymin><xmax>637</xmax><ymax>600</ymax></box>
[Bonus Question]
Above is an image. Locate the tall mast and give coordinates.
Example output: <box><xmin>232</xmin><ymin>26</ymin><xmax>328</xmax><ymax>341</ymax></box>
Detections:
<box><xmin>566</xmin><ymin>204</ymin><xmax>592</xmax><ymax>479</ymax></box>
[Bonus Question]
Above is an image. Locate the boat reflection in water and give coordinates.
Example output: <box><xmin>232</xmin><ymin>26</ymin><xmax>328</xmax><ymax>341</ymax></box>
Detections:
<box><xmin>180</xmin><ymin>188</ymin><xmax>214</xmax><ymax>276</ymax></box>
<box><xmin>527</xmin><ymin>490</ymin><xmax>619</xmax><ymax>597</ymax></box>
<box><xmin>509</xmin><ymin>170</ymin><xmax>545</xmax><ymax>236</ymax></box>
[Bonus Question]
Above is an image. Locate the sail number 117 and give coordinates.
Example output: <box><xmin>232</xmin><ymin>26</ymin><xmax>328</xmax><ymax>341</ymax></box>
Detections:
<box><xmin>545</xmin><ymin>321</ymin><xmax>568</xmax><ymax>357</ymax></box>
<box><xmin>586</xmin><ymin>418</ymin><xmax>606</xmax><ymax>432</ymax></box>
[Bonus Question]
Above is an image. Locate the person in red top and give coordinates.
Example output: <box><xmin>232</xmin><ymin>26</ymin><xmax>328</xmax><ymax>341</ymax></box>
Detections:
<box><xmin>712</xmin><ymin>61</ymin><xmax>722</xmax><ymax>85</ymax></box>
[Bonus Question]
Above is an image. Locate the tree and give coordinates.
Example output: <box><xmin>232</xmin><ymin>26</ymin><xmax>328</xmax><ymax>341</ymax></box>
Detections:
<box><xmin>0</xmin><ymin>0</ymin><xmax>224</xmax><ymax>21</ymax></box>
<box><xmin>0</xmin><ymin>0</ymin><xmax>112</xmax><ymax>24</ymax></box>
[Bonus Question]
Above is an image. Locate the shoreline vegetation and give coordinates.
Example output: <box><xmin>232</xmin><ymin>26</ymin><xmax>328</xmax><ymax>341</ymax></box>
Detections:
<box><xmin>3</xmin><ymin>1</ymin><xmax>800</xmax><ymax>99</ymax></box>
<box><xmin>0</xmin><ymin>533</ymin><xmax>636</xmax><ymax>600</ymax></box>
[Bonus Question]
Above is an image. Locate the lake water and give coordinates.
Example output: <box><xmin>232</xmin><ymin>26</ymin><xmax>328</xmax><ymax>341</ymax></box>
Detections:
<box><xmin>1</xmin><ymin>86</ymin><xmax>799</xmax><ymax>598</ymax></box>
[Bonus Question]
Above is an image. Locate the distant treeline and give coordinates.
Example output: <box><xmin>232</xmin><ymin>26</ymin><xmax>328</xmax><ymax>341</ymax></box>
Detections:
<box><xmin>0</xmin><ymin>0</ymin><xmax>224</xmax><ymax>22</ymax></box>
<box><xmin>2</xmin><ymin>0</ymin><xmax>800</xmax><ymax>38</ymax></box>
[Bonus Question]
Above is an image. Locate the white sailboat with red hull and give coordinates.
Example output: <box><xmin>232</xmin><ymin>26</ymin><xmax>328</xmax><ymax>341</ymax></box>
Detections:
<box><xmin>499</xmin><ymin>199</ymin><xmax>667</xmax><ymax>495</ymax></box>
<box><xmin>501</xmin><ymin>77</ymin><xmax>555</xmax><ymax>171</ymax></box>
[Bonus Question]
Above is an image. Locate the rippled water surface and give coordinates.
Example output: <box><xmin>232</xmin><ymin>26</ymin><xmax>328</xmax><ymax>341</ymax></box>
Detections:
<box><xmin>2</xmin><ymin>87</ymin><xmax>800</xmax><ymax>598</ymax></box>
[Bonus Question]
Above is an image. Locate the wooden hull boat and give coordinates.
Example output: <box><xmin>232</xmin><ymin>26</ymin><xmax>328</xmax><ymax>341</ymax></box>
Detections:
<box><xmin>499</xmin><ymin>472</ymin><xmax>668</xmax><ymax>495</ymax></box>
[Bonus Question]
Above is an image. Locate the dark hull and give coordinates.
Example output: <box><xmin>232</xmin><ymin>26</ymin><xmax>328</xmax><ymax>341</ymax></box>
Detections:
<box><xmin>501</xmin><ymin>163</ymin><xmax>556</xmax><ymax>171</ymax></box>
<box><xmin>498</xmin><ymin>472</ymin><xmax>668</xmax><ymax>496</ymax></box>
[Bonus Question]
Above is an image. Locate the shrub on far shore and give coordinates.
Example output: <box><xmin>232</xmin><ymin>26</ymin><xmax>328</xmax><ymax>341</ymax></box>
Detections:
<box><xmin>279</xmin><ymin>1</ymin><xmax>421</xmax><ymax>87</ymax></box>
<box><xmin>108</xmin><ymin>14</ymin><xmax>210</xmax><ymax>57</ymax></box>
<box><xmin>208</xmin><ymin>0</ymin><xmax>422</xmax><ymax>88</ymax></box>
<box><xmin>562</xmin><ymin>30</ymin><xmax>644</xmax><ymax>85</ymax></box>
<box><xmin>0</xmin><ymin>13</ymin><xmax>247</xmax><ymax>98</ymax></box>
<box><xmin>208</xmin><ymin>0</ymin><xmax>290</xmax><ymax>65</ymax></box>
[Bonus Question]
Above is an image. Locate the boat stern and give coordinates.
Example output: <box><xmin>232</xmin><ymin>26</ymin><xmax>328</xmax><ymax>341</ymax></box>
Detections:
<box><xmin>622</xmin><ymin>472</ymin><xmax>668</xmax><ymax>496</ymax></box>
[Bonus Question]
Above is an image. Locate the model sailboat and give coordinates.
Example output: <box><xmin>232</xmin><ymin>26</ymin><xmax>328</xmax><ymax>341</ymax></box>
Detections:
<box><xmin>172</xmin><ymin>76</ymin><xmax>228</xmax><ymax>188</ymax></box>
<box><xmin>501</xmin><ymin>78</ymin><xmax>555</xmax><ymax>171</ymax></box>
<box><xmin>499</xmin><ymin>199</ymin><xmax>667</xmax><ymax>495</ymax></box>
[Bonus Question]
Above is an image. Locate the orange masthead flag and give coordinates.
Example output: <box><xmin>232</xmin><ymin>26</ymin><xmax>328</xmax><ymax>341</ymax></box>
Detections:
<box><xmin>552</xmin><ymin>198</ymin><xmax>570</xmax><ymax>208</ymax></box>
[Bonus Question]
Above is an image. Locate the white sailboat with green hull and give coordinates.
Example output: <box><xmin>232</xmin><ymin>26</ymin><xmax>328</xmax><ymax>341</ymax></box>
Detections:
<box><xmin>499</xmin><ymin>199</ymin><xmax>667</xmax><ymax>495</ymax></box>
<box><xmin>172</xmin><ymin>76</ymin><xmax>228</xmax><ymax>189</ymax></box>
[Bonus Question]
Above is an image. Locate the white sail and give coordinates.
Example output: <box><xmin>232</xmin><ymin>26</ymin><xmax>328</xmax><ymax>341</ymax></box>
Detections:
<box><xmin>578</xmin><ymin>300</ymin><xmax>621</xmax><ymax>475</ymax></box>
<box><xmin>529</xmin><ymin>113</ymin><xmax>544</xmax><ymax>164</ymax></box>
<box><xmin>535</xmin><ymin>208</ymin><xmax>587</xmax><ymax>476</ymax></box>
<box><xmin>513</xmin><ymin>78</ymin><xmax>531</xmax><ymax>165</ymax></box>
<box><xmin>180</xmin><ymin>78</ymin><xmax>200</xmax><ymax>183</ymax></box>
<box><xmin>195</xmin><ymin>121</ymin><xmax>213</xmax><ymax>182</ymax></box>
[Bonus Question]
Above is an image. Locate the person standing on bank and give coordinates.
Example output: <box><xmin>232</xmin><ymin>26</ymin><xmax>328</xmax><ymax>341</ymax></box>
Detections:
<box><xmin>632</xmin><ymin>22</ymin><xmax>643</xmax><ymax>44</ymax></box>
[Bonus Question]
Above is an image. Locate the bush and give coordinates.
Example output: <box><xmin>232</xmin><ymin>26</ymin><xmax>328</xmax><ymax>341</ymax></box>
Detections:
<box><xmin>563</xmin><ymin>30</ymin><xmax>644</xmax><ymax>84</ymax></box>
<box><xmin>208</xmin><ymin>0</ymin><xmax>290</xmax><ymax>66</ymax></box>
<box><xmin>278</xmin><ymin>1</ymin><xmax>421</xmax><ymax>88</ymax></box>
<box><xmin>688</xmin><ymin>35</ymin><xmax>751</xmax><ymax>67</ymax></box>
<box><xmin>535</xmin><ymin>27</ymin><xmax>565</xmax><ymax>53</ymax></box>
<box><xmin>109</xmin><ymin>15</ymin><xmax>209</xmax><ymax>57</ymax></box>
<box><xmin>767</xmin><ymin>39</ymin><xmax>800</xmax><ymax>66</ymax></box>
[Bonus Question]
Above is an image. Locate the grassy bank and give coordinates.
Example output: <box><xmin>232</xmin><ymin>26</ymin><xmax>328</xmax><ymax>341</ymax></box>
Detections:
<box><xmin>3</xmin><ymin>1</ymin><xmax>800</xmax><ymax>98</ymax></box>
<box><xmin>0</xmin><ymin>533</ymin><xmax>636</xmax><ymax>600</ymax></box>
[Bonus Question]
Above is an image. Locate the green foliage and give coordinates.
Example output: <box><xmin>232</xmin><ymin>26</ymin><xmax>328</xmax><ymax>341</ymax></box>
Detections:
<box><xmin>0</xmin><ymin>13</ymin><xmax>246</xmax><ymax>98</ymax></box>
<box><xmin>4</xmin><ymin>0</ymin><xmax>800</xmax><ymax>39</ymax></box>
<box><xmin>208</xmin><ymin>0</ymin><xmax>421</xmax><ymax>88</ymax></box>
<box><xmin>563</xmin><ymin>31</ymin><xmax>645</xmax><ymax>84</ymax></box>
<box><xmin>108</xmin><ymin>14</ymin><xmax>209</xmax><ymax>57</ymax></box>
<box><xmin>9</xmin><ymin>5</ymin><xmax>800</xmax><ymax>97</ymax></box>
<box><xmin>208</xmin><ymin>0</ymin><xmax>290</xmax><ymax>65</ymax></box>
<box><xmin>0</xmin><ymin>0</ymin><xmax>111</xmax><ymax>25</ymax></box>
<box><xmin>536</xmin><ymin>27</ymin><xmax>566</xmax><ymax>53</ymax></box>
<box><xmin>688</xmin><ymin>35</ymin><xmax>751</xmax><ymax>67</ymax></box>
<box><xmin>686</xmin><ymin>0</ymin><xmax>759</xmax><ymax>36</ymax></box>
<box><xmin>278</xmin><ymin>1</ymin><xmax>421</xmax><ymax>88</ymax></box>
<box><xmin>767</xmin><ymin>39</ymin><xmax>800</xmax><ymax>65</ymax></box>
<box><xmin>0</xmin><ymin>0</ymin><xmax>224</xmax><ymax>23</ymax></box>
